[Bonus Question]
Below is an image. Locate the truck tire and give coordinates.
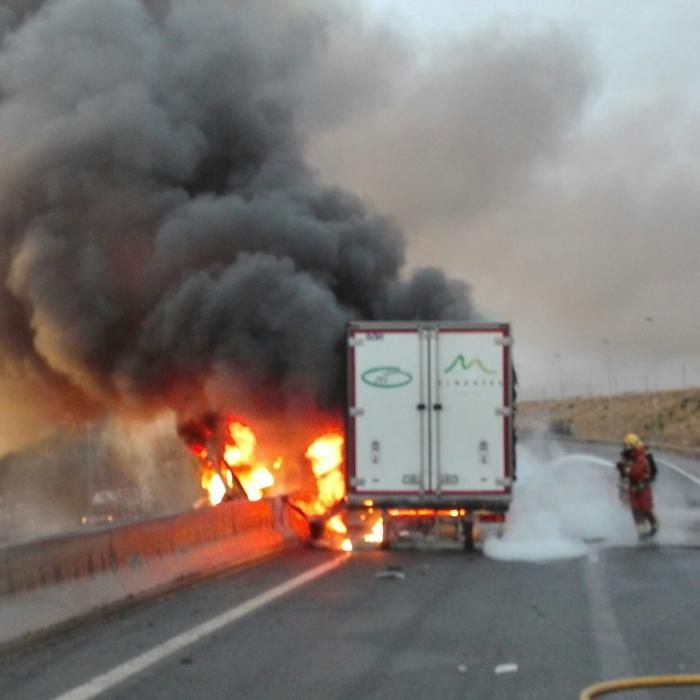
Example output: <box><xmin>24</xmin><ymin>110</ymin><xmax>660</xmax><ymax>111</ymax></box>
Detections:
<box><xmin>380</xmin><ymin>516</ymin><xmax>391</xmax><ymax>550</ymax></box>
<box><xmin>463</xmin><ymin>518</ymin><xmax>475</xmax><ymax>552</ymax></box>
<box><xmin>309</xmin><ymin>518</ymin><xmax>324</xmax><ymax>540</ymax></box>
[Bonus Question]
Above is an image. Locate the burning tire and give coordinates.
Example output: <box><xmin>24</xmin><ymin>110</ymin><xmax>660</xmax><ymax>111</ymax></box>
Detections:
<box><xmin>309</xmin><ymin>517</ymin><xmax>325</xmax><ymax>540</ymax></box>
<box><xmin>463</xmin><ymin>518</ymin><xmax>475</xmax><ymax>552</ymax></box>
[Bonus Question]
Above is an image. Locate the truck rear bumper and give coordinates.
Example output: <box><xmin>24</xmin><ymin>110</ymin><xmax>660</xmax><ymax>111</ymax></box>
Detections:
<box><xmin>347</xmin><ymin>494</ymin><xmax>511</xmax><ymax>512</ymax></box>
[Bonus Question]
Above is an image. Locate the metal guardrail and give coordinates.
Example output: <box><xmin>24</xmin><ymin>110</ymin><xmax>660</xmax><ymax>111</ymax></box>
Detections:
<box><xmin>545</xmin><ymin>434</ymin><xmax>700</xmax><ymax>459</ymax></box>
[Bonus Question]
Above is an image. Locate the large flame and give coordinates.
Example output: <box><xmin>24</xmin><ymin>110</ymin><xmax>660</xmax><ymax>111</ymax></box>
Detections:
<box><xmin>186</xmin><ymin>416</ymin><xmax>349</xmax><ymax>549</ymax></box>
<box><xmin>326</xmin><ymin>514</ymin><xmax>347</xmax><ymax>535</ymax></box>
<box><xmin>324</xmin><ymin>513</ymin><xmax>352</xmax><ymax>552</ymax></box>
<box><xmin>188</xmin><ymin>418</ymin><xmax>277</xmax><ymax>506</ymax></box>
<box><xmin>236</xmin><ymin>464</ymin><xmax>275</xmax><ymax>502</ymax></box>
<box><xmin>187</xmin><ymin>416</ymin><xmax>345</xmax><ymax>516</ymax></box>
<box><xmin>303</xmin><ymin>433</ymin><xmax>346</xmax><ymax>515</ymax></box>
<box><xmin>364</xmin><ymin>516</ymin><xmax>384</xmax><ymax>544</ymax></box>
<box><xmin>201</xmin><ymin>469</ymin><xmax>227</xmax><ymax>506</ymax></box>
<box><xmin>223</xmin><ymin>421</ymin><xmax>256</xmax><ymax>467</ymax></box>
<box><xmin>219</xmin><ymin>421</ymin><xmax>274</xmax><ymax>502</ymax></box>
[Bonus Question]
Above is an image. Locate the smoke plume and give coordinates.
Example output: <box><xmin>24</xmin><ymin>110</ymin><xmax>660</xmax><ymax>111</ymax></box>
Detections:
<box><xmin>0</xmin><ymin>0</ymin><xmax>473</xmax><ymax>438</ymax></box>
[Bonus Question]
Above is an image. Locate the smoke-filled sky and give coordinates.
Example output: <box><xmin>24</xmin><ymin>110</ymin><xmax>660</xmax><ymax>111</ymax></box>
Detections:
<box><xmin>0</xmin><ymin>0</ymin><xmax>699</xmax><ymax>454</ymax></box>
<box><xmin>0</xmin><ymin>0</ymin><xmax>477</xmax><ymax>453</ymax></box>
<box><xmin>320</xmin><ymin>0</ymin><xmax>700</xmax><ymax>400</ymax></box>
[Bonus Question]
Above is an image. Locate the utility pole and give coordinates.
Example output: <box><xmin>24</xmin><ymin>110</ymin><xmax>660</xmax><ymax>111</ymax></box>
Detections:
<box><xmin>645</xmin><ymin>316</ymin><xmax>660</xmax><ymax>444</ymax></box>
<box><xmin>602</xmin><ymin>338</ymin><xmax>614</xmax><ymax>440</ymax></box>
<box><xmin>87</xmin><ymin>423</ymin><xmax>94</xmax><ymax>504</ymax></box>
<box><xmin>554</xmin><ymin>352</ymin><xmax>564</xmax><ymax>400</ymax></box>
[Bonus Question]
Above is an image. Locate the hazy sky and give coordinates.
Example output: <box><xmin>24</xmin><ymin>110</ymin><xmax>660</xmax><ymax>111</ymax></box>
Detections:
<box><xmin>1</xmin><ymin>0</ymin><xmax>699</xmax><ymax>460</ymax></box>
<box><xmin>305</xmin><ymin>0</ymin><xmax>700</xmax><ymax>399</ymax></box>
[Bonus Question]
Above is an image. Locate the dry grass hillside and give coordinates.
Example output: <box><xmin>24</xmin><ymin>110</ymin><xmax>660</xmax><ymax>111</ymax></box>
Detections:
<box><xmin>518</xmin><ymin>388</ymin><xmax>700</xmax><ymax>449</ymax></box>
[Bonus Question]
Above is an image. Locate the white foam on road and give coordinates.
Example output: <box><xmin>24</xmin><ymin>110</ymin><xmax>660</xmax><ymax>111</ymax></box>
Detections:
<box><xmin>484</xmin><ymin>445</ymin><xmax>636</xmax><ymax>562</ymax></box>
<box><xmin>484</xmin><ymin>443</ymin><xmax>700</xmax><ymax>562</ymax></box>
<box><xmin>50</xmin><ymin>554</ymin><xmax>350</xmax><ymax>700</ymax></box>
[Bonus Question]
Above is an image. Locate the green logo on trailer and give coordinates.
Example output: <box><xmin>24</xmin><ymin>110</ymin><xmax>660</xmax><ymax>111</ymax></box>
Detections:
<box><xmin>445</xmin><ymin>356</ymin><xmax>496</xmax><ymax>375</ymax></box>
<box><xmin>362</xmin><ymin>366</ymin><xmax>413</xmax><ymax>388</ymax></box>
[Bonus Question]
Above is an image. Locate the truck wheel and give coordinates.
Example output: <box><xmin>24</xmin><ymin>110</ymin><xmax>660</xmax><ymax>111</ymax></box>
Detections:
<box><xmin>380</xmin><ymin>516</ymin><xmax>391</xmax><ymax>550</ymax></box>
<box><xmin>309</xmin><ymin>518</ymin><xmax>324</xmax><ymax>541</ymax></box>
<box><xmin>463</xmin><ymin>518</ymin><xmax>475</xmax><ymax>552</ymax></box>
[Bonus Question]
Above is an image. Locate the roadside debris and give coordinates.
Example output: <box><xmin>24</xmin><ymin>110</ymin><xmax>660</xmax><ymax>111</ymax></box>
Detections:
<box><xmin>494</xmin><ymin>662</ymin><xmax>518</xmax><ymax>675</ymax></box>
<box><xmin>375</xmin><ymin>565</ymin><xmax>405</xmax><ymax>580</ymax></box>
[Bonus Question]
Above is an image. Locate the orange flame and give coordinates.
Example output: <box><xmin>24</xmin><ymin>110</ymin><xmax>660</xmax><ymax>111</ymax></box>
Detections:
<box><xmin>363</xmin><ymin>516</ymin><xmax>384</xmax><ymax>544</ymax></box>
<box><xmin>194</xmin><ymin>419</ymin><xmax>278</xmax><ymax>505</ymax></box>
<box><xmin>326</xmin><ymin>514</ymin><xmax>347</xmax><ymax>535</ymax></box>
<box><xmin>324</xmin><ymin>513</ymin><xmax>352</xmax><ymax>553</ymax></box>
<box><xmin>304</xmin><ymin>433</ymin><xmax>345</xmax><ymax>515</ymax></box>
<box><xmin>201</xmin><ymin>469</ymin><xmax>226</xmax><ymax>506</ymax></box>
<box><xmin>306</xmin><ymin>434</ymin><xmax>344</xmax><ymax>478</ymax></box>
<box><xmin>190</xmin><ymin>418</ymin><xmax>347</xmax><ymax>543</ymax></box>
<box><xmin>237</xmin><ymin>464</ymin><xmax>275</xmax><ymax>502</ymax></box>
<box><xmin>223</xmin><ymin>421</ymin><xmax>256</xmax><ymax>467</ymax></box>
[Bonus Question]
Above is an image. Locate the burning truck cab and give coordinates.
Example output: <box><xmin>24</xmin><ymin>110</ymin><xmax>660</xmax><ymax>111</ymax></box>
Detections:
<box><xmin>344</xmin><ymin>321</ymin><xmax>515</xmax><ymax>551</ymax></box>
<box><xmin>180</xmin><ymin>412</ymin><xmax>348</xmax><ymax>544</ymax></box>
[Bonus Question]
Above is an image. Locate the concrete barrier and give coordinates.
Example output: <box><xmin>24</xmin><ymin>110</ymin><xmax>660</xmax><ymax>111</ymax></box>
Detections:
<box><xmin>0</xmin><ymin>497</ymin><xmax>308</xmax><ymax>646</ymax></box>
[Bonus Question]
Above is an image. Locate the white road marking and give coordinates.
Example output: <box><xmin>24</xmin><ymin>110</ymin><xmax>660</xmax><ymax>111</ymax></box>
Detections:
<box><xmin>657</xmin><ymin>457</ymin><xmax>700</xmax><ymax>487</ymax></box>
<box><xmin>51</xmin><ymin>554</ymin><xmax>350</xmax><ymax>700</ymax></box>
<box><xmin>584</xmin><ymin>555</ymin><xmax>632</xmax><ymax>681</ymax></box>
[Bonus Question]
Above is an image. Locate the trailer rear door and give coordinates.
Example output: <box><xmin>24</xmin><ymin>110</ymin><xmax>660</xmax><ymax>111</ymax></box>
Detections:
<box><xmin>348</xmin><ymin>328</ymin><xmax>427</xmax><ymax>495</ymax></box>
<box><xmin>430</xmin><ymin>326</ymin><xmax>511</xmax><ymax>494</ymax></box>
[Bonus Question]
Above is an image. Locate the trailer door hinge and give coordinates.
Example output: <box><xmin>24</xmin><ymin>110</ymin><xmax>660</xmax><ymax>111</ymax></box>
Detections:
<box><xmin>348</xmin><ymin>336</ymin><xmax>364</xmax><ymax>347</ymax></box>
<box><xmin>496</xmin><ymin>477</ymin><xmax>513</xmax><ymax>487</ymax></box>
<box><xmin>495</xmin><ymin>407</ymin><xmax>513</xmax><ymax>417</ymax></box>
<box><xmin>440</xmin><ymin>474</ymin><xmax>459</xmax><ymax>485</ymax></box>
<box><xmin>401</xmin><ymin>474</ymin><xmax>420</xmax><ymax>485</ymax></box>
<box><xmin>494</xmin><ymin>336</ymin><xmax>513</xmax><ymax>347</ymax></box>
<box><xmin>349</xmin><ymin>407</ymin><xmax>365</xmax><ymax>417</ymax></box>
<box><xmin>349</xmin><ymin>477</ymin><xmax>366</xmax><ymax>487</ymax></box>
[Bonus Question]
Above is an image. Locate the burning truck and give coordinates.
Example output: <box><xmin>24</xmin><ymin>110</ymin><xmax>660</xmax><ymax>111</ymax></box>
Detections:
<box><xmin>181</xmin><ymin>321</ymin><xmax>515</xmax><ymax>552</ymax></box>
<box><xmin>344</xmin><ymin>321</ymin><xmax>515</xmax><ymax>550</ymax></box>
<box><xmin>0</xmin><ymin>0</ymin><xmax>502</xmax><ymax>553</ymax></box>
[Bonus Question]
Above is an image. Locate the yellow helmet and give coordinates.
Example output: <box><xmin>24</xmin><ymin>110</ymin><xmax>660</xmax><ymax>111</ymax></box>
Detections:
<box><xmin>623</xmin><ymin>433</ymin><xmax>642</xmax><ymax>449</ymax></box>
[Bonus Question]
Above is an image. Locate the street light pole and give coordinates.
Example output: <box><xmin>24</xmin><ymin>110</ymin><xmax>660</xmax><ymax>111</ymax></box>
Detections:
<box><xmin>644</xmin><ymin>316</ymin><xmax>660</xmax><ymax>444</ymax></box>
<box><xmin>602</xmin><ymin>338</ymin><xmax>614</xmax><ymax>440</ymax></box>
<box><xmin>554</xmin><ymin>353</ymin><xmax>564</xmax><ymax>400</ymax></box>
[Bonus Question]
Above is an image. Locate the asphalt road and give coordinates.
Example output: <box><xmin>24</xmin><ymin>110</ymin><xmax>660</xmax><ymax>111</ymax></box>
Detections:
<box><xmin>2</xmin><ymin>441</ymin><xmax>700</xmax><ymax>700</ymax></box>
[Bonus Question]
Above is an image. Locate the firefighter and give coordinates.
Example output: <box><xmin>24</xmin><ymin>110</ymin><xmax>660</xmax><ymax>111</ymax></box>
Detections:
<box><xmin>617</xmin><ymin>433</ymin><xmax>658</xmax><ymax>538</ymax></box>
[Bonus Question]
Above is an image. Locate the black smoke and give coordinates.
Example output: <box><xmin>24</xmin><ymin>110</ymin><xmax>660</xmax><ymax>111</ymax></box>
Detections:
<box><xmin>0</xmin><ymin>0</ymin><xmax>473</xmax><ymax>425</ymax></box>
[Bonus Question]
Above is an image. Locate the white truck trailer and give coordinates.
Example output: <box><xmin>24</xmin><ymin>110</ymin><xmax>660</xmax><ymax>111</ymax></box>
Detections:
<box><xmin>345</xmin><ymin>321</ymin><xmax>515</xmax><ymax>549</ymax></box>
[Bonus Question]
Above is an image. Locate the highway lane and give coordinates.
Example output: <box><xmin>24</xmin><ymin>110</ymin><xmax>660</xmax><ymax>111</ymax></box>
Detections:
<box><xmin>2</xmin><ymin>443</ymin><xmax>700</xmax><ymax>699</ymax></box>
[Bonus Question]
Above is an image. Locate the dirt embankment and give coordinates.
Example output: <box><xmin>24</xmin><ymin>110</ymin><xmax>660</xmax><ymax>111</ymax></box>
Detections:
<box><xmin>518</xmin><ymin>388</ymin><xmax>700</xmax><ymax>449</ymax></box>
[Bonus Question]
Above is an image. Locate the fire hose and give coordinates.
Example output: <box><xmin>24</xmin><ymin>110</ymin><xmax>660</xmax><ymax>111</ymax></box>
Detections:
<box><xmin>579</xmin><ymin>674</ymin><xmax>700</xmax><ymax>698</ymax></box>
